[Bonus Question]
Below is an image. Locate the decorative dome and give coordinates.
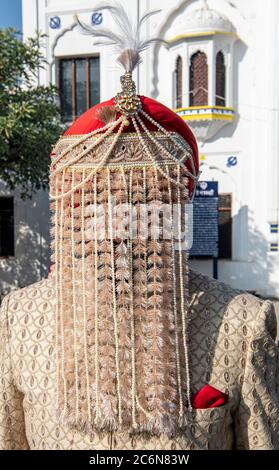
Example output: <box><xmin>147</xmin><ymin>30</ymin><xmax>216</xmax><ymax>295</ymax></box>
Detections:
<box><xmin>184</xmin><ymin>0</ymin><xmax>234</xmax><ymax>35</ymax></box>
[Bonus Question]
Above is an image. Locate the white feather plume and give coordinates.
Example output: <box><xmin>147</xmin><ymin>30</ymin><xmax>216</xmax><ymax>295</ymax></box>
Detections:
<box><xmin>74</xmin><ymin>2</ymin><xmax>166</xmax><ymax>73</ymax></box>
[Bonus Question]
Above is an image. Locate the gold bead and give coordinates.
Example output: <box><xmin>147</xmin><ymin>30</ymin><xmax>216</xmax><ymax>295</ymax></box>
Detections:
<box><xmin>123</xmin><ymin>119</ymin><xmax>130</xmax><ymax>126</ymax></box>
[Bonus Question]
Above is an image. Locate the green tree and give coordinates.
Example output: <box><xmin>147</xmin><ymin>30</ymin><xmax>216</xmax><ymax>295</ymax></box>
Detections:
<box><xmin>0</xmin><ymin>29</ymin><xmax>64</xmax><ymax>198</ymax></box>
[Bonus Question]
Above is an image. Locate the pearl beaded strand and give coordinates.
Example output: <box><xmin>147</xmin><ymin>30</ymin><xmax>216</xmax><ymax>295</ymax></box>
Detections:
<box><xmin>136</xmin><ymin>114</ymin><xmax>197</xmax><ymax>183</ymax></box>
<box><xmin>81</xmin><ymin>169</ymin><xmax>92</xmax><ymax>423</ymax></box>
<box><xmin>50</xmin><ymin>116</ymin><xmax>124</xmax><ymax>171</ymax></box>
<box><xmin>128</xmin><ymin>168</ymin><xmax>137</xmax><ymax>429</ymax></box>
<box><xmin>120</xmin><ymin>167</ymin><xmax>153</xmax><ymax>422</ymax></box>
<box><xmin>54</xmin><ymin>177</ymin><xmax>60</xmax><ymax>410</ymax></box>
<box><xmin>93</xmin><ymin>173</ymin><xmax>100</xmax><ymax>422</ymax></box>
<box><xmin>166</xmin><ymin>166</ymin><xmax>184</xmax><ymax>419</ymax></box>
<box><xmin>140</xmin><ymin>110</ymin><xmax>197</xmax><ymax>180</ymax></box>
<box><xmin>176</xmin><ymin>165</ymin><xmax>192</xmax><ymax>412</ymax></box>
<box><xmin>107</xmin><ymin>167</ymin><xmax>123</xmax><ymax>427</ymax></box>
<box><xmin>71</xmin><ymin>169</ymin><xmax>80</xmax><ymax>422</ymax></box>
<box><xmin>58</xmin><ymin>169</ymin><xmax>67</xmax><ymax>418</ymax></box>
<box><xmin>131</xmin><ymin>116</ymin><xmax>183</xmax><ymax>188</ymax></box>
<box><xmin>50</xmin><ymin>120</ymin><xmax>126</xmax><ymax>201</ymax></box>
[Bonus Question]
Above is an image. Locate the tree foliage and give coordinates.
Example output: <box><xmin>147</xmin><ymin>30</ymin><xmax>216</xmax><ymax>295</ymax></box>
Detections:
<box><xmin>0</xmin><ymin>29</ymin><xmax>64</xmax><ymax>197</ymax></box>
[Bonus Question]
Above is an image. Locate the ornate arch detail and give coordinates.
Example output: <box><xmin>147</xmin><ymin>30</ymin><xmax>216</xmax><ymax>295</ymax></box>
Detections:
<box><xmin>51</xmin><ymin>22</ymin><xmax>78</xmax><ymax>58</ymax></box>
<box><xmin>189</xmin><ymin>51</ymin><xmax>208</xmax><ymax>106</ymax></box>
<box><xmin>174</xmin><ymin>55</ymin><xmax>183</xmax><ymax>108</ymax></box>
<box><xmin>49</xmin><ymin>22</ymin><xmax>78</xmax><ymax>83</ymax></box>
<box><xmin>150</xmin><ymin>0</ymin><xmax>247</xmax><ymax>99</ymax></box>
<box><xmin>151</xmin><ymin>0</ymin><xmax>192</xmax><ymax>98</ymax></box>
<box><xmin>215</xmin><ymin>50</ymin><xmax>226</xmax><ymax>106</ymax></box>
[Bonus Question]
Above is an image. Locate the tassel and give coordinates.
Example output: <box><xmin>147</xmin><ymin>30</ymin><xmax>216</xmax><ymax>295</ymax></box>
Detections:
<box><xmin>70</xmin><ymin>169</ymin><xmax>80</xmax><ymax>422</ymax></box>
<box><xmin>107</xmin><ymin>168</ymin><xmax>122</xmax><ymax>425</ymax></box>
<box><xmin>115</xmin><ymin>199</ymin><xmax>133</xmax><ymax>417</ymax></box>
<box><xmin>98</xmin><ymin>105</ymin><xmax>117</xmax><ymax>125</ymax></box>
<box><xmin>176</xmin><ymin>165</ymin><xmax>192</xmax><ymax>411</ymax></box>
<box><xmin>81</xmin><ymin>169</ymin><xmax>91</xmax><ymax>422</ymax></box>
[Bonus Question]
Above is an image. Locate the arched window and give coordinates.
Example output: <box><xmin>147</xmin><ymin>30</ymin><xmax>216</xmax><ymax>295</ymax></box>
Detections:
<box><xmin>215</xmin><ymin>51</ymin><xmax>226</xmax><ymax>107</ymax></box>
<box><xmin>189</xmin><ymin>51</ymin><xmax>208</xmax><ymax>106</ymax></box>
<box><xmin>174</xmin><ymin>55</ymin><xmax>183</xmax><ymax>109</ymax></box>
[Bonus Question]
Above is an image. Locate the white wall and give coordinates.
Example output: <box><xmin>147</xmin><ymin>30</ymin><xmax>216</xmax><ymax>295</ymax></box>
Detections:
<box><xmin>4</xmin><ymin>0</ymin><xmax>277</xmax><ymax>297</ymax></box>
<box><xmin>0</xmin><ymin>183</ymin><xmax>50</xmax><ymax>296</ymax></box>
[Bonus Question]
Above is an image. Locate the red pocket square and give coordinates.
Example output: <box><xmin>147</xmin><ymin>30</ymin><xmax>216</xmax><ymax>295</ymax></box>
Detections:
<box><xmin>191</xmin><ymin>384</ymin><xmax>228</xmax><ymax>409</ymax></box>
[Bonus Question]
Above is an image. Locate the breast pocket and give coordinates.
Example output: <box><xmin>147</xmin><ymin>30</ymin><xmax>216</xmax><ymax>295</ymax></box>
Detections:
<box><xmin>177</xmin><ymin>404</ymin><xmax>233</xmax><ymax>450</ymax></box>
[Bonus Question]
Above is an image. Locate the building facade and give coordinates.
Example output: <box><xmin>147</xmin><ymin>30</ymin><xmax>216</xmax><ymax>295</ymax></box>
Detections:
<box><xmin>1</xmin><ymin>0</ymin><xmax>278</xmax><ymax>297</ymax></box>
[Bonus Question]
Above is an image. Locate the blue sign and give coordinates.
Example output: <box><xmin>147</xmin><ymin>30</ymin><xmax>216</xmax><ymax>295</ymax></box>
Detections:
<box><xmin>227</xmin><ymin>156</ymin><xmax>238</xmax><ymax>167</ymax></box>
<box><xmin>270</xmin><ymin>224</ymin><xmax>278</xmax><ymax>234</ymax></box>
<box><xmin>91</xmin><ymin>12</ymin><xmax>103</xmax><ymax>25</ymax></box>
<box><xmin>49</xmin><ymin>16</ymin><xmax>61</xmax><ymax>29</ymax></box>
<box><xmin>189</xmin><ymin>181</ymin><xmax>219</xmax><ymax>257</ymax></box>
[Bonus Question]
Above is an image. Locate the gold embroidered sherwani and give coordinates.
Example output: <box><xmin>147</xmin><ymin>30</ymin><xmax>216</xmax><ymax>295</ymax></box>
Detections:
<box><xmin>0</xmin><ymin>270</ymin><xmax>278</xmax><ymax>450</ymax></box>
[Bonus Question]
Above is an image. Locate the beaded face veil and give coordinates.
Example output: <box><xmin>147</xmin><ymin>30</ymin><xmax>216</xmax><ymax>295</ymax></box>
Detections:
<box><xmin>49</xmin><ymin>2</ymin><xmax>199</xmax><ymax>437</ymax></box>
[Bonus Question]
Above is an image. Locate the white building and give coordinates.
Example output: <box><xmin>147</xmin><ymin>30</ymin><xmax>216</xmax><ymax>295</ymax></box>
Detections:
<box><xmin>1</xmin><ymin>0</ymin><xmax>278</xmax><ymax>298</ymax></box>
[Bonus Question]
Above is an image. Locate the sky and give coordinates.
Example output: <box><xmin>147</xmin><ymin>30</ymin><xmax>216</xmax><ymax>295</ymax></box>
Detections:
<box><xmin>0</xmin><ymin>0</ymin><xmax>22</xmax><ymax>30</ymax></box>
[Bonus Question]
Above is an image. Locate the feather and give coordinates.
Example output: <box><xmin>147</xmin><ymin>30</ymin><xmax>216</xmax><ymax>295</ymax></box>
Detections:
<box><xmin>138</xmin><ymin>37</ymin><xmax>168</xmax><ymax>52</ymax></box>
<box><xmin>74</xmin><ymin>14</ymin><xmax>97</xmax><ymax>36</ymax></box>
<box><xmin>137</xmin><ymin>10</ymin><xmax>162</xmax><ymax>30</ymax></box>
<box><xmin>93</xmin><ymin>3</ymin><xmax>134</xmax><ymax>39</ymax></box>
<box><xmin>97</xmin><ymin>105</ymin><xmax>117</xmax><ymax>125</ymax></box>
<box><xmin>117</xmin><ymin>49</ymin><xmax>142</xmax><ymax>74</ymax></box>
<box><xmin>74</xmin><ymin>2</ymin><xmax>166</xmax><ymax>73</ymax></box>
<box><xmin>75</xmin><ymin>15</ymin><xmax>126</xmax><ymax>47</ymax></box>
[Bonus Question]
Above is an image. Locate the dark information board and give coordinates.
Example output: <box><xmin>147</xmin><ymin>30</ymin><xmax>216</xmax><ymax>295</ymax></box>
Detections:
<box><xmin>189</xmin><ymin>181</ymin><xmax>219</xmax><ymax>257</ymax></box>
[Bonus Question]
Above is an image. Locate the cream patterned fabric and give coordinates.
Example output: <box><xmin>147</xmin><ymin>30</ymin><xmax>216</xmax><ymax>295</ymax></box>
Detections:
<box><xmin>0</xmin><ymin>270</ymin><xmax>278</xmax><ymax>450</ymax></box>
